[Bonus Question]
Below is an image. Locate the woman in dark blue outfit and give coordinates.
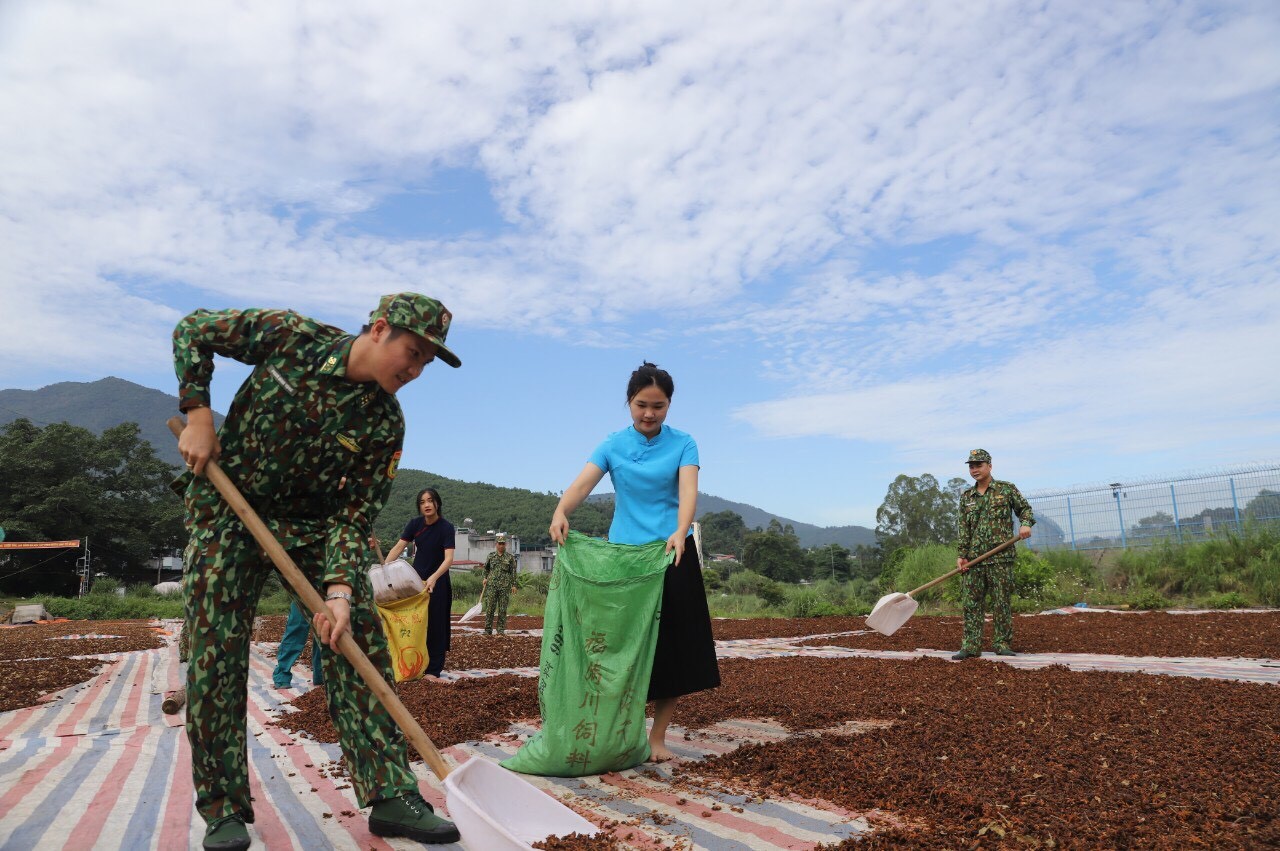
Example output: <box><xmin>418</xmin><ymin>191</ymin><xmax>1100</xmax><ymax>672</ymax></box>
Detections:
<box><xmin>383</xmin><ymin>487</ymin><xmax>454</xmax><ymax>677</ymax></box>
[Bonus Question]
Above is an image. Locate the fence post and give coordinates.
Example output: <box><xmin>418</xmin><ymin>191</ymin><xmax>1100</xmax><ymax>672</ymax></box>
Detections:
<box><xmin>1067</xmin><ymin>496</ymin><xmax>1077</xmax><ymax>550</ymax></box>
<box><xmin>1230</xmin><ymin>477</ymin><xmax>1242</xmax><ymax>533</ymax></box>
<box><xmin>1170</xmin><ymin>484</ymin><xmax>1182</xmax><ymax>544</ymax></box>
<box><xmin>1112</xmin><ymin>487</ymin><xmax>1128</xmax><ymax>549</ymax></box>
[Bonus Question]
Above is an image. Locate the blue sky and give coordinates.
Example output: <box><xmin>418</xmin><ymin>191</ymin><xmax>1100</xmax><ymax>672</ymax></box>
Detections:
<box><xmin>1</xmin><ymin>1</ymin><xmax>1278</xmax><ymax>528</ymax></box>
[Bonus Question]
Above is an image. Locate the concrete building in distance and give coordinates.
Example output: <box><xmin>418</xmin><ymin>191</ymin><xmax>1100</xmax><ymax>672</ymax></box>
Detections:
<box><xmin>450</xmin><ymin>525</ymin><xmax>557</xmax><ymax>575</ymax></box>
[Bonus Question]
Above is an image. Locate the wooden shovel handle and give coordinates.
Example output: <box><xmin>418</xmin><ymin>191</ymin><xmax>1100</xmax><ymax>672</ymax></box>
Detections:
<box><xmin>907</xmin><ymin>536</ymin><xmax>1020</xmax><ymax>597</ymax></box>
<box><xmin>168</xmin><ymin>417</ymin><xmax>452</xmax><ymax>782</ymax></box>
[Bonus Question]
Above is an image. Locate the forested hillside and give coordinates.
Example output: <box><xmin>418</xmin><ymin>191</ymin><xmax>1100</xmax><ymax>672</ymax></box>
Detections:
<box><xmin>697</xmin><ymin>493</ymin><xmax>876</xmax><ymax>548</ymax></box>
<box><xmin>0</xmin><ymin>377</ymin><xmax>223</xmax><ymax>468</ymax></box>
<box><xmin>0</xmin><ymin>377</ymin><xmax>875</xmax><ymax>553</ymax></box>
<box><xmin>373</xmin><ymin>469</ymin><xmax>614</xmax><ymax>549</ymax></box>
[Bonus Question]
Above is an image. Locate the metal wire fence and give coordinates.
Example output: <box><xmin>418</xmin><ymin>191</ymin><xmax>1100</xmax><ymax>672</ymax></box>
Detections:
<box><xmin>1025</xmin><ymin>463</ymin><xmax>1280</xmax><ymax>551</ymax></box>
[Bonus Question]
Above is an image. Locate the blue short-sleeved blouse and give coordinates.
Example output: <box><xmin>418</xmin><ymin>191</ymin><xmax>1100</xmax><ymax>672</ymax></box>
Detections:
<box><xmin>588</xmin><ymin>424</ymin><xmax>699</xmax><ymax>545</ymax></box>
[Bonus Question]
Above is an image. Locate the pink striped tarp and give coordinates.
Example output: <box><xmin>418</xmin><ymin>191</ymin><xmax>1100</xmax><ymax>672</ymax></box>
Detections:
<box><xmin>1</xmin><ymin>618</ymin><xmax>1276</xmax><ymax>849</ymax></box>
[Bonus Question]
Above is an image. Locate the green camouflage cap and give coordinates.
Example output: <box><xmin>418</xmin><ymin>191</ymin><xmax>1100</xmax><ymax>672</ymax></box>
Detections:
<box><xmin>371</xmin><ymin>293</ymin><xmax>461</xmax><ymax>368</ymax></box>
<box><xmin>966</xmin><ymin>448</ymin><xmax>992</xmax><ymax>464</ymax></box>
<box><xmin>495</xmin><ymin>534</ymin><xmax>507</xmax><ymax>543</ymax></box>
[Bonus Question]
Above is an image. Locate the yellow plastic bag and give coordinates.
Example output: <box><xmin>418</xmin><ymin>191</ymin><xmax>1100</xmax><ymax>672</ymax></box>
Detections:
<box><xmin>375</xmin><ymin>588</ymin><xmax>430</xmax><ymax>682</ymax></box>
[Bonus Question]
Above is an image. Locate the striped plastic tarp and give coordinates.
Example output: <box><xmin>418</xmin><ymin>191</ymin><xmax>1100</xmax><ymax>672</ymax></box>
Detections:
<box><xmin>1</xmin><ymin>619</ymin><xmax>1277</xmax><ymax>850</ymax></box>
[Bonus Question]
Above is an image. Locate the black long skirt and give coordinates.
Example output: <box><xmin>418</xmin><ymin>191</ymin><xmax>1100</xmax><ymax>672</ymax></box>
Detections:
<box><xmin>425</xmin><ymin>574</ymin><xmax>452</xmax><ymax>676</ymax></box>
<box><xmin>647</xmin><ymin>538</ymin><xmax>721</xmax><ymax>700</ymax></box>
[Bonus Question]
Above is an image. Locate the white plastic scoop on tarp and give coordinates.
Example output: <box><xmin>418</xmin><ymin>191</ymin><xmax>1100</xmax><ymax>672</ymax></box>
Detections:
<box><xmin>168</xmin><ymin>417</ymin><xmax>600</xmax><ymax>850</ymax></box>
<box><xmin>445</xmin><ymin>758</ymin><xmax>596</xmax><ymax>849</ymax></box>
<box><xmin>866</xmin><ymin>537</ymin><xmax>1019</xmax><ymax>636</ymax></box>
<box><xmin>458</xmin><ymin>596</ymin><xmax>484</xmax><ymax>624</ymax></box>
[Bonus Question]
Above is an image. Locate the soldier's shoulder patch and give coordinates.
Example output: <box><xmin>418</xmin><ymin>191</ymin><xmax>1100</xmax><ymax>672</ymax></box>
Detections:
<box><xmin>387</xmin><ymin>450</ymin><xmax>402</xmax><ymax>479</ymax></box>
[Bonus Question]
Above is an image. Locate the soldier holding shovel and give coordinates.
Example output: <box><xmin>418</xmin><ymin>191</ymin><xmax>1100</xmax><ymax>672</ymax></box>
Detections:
<box><xmin>954</xmin><ymin>449</ymin><xmax>1035</xmax><ymax>660</ymax></box>
<box><xmin>174</xmin><ymin>294</ymin><xmax>462</xmax><ymax>850</ymax></box>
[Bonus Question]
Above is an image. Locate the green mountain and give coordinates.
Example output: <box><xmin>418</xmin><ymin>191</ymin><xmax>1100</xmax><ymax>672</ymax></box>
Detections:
<box><xmin>1</xmin><ymin>377</ymin><xmax>876</xmax><ymax>550</ymax></box>
<box><xmin>587</xmin><ymin>492</ymin><xmax>876</xmax><ymax>550</ymax></box>
<box><xmin>0</xmin><ymin>377</ymin><xmax>224</xmax><ymax>468</ymax></box>
<box><xmin>376</xmin><ymin>477</ymin><xmax>875</xmax><ymax>552</ymax></box>
<box><xmin>696</xmin><ymin>493</ymin><xmax>875</xmax><ymax>548</ymax></box>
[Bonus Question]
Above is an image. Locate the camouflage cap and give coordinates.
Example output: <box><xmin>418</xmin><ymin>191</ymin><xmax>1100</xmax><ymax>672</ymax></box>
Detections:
<box><xmin>966</xmin><ymin>448</ymin><xmax>992</xmax><ymax>464</ymax></box>
<box><xmin>495</xmin><ymin>534</ymin><xmax>507</xmax><ymax>543</ymax></box>
<box><xmin>371</xmin><ymin>293</ymin><xmax>461</xmax><ymax>368</ymax></box>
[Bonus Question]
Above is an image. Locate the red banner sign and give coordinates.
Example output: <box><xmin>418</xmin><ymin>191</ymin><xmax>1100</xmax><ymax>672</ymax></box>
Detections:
<box><xmin>0</xmin><ymin>540</ymin><xmax>80</xmax><ymax>550</ymax></box>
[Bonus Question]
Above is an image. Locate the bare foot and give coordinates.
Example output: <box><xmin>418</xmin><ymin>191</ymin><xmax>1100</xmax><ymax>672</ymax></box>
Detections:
<box><xmin>647</xmin><ymin>742</ymin><xmax>676</xmax><ymax>763</ymax></box>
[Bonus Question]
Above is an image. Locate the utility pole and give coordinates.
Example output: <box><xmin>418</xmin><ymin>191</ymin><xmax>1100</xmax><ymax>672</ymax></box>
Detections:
<box><xmin>76</xmin><ymin>537</ymin><xmax>91</xmax><ymax>597</ymax></box>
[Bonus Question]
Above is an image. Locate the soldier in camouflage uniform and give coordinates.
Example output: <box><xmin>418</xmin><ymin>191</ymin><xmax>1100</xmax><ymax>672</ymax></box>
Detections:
<box><xmin>954</xmin><ymin>449</ymin><xmax>1035</xmax><ymax>660</ymax></box>
<box><xmin>481</xmin><ymin>534</ymin><xmax>518</xmax><ymax>635</ymax></box>
<box><xmin>174</xmin><ymin>294</ymin><xmax>462</xmax><ymax>850</ymax></box>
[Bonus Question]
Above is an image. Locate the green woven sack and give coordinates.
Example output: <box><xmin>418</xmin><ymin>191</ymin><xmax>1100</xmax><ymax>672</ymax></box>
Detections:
<box><xmin>503</xmin><ymin>531</ymin><xmax>670</xmax><ymax>776</ymax></box>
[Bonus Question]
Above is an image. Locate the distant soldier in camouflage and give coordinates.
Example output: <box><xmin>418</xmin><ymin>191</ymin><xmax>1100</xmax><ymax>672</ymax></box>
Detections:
<box><xmin>954</xmin><ymin>448</ymin><xmax>1035</xmax><ymax>660</ymax></box>
<box><xmin>174</xmin><ymin>294</ymin><xmax>462</xmax><ymax>850</ymax></box>
<box><xmin>482</xmin><ymin>534</ymin><xmax>518</xmax><ymax>635</ymax></box>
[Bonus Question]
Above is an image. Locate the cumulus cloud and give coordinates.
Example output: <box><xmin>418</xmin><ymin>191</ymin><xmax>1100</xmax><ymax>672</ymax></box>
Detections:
<box><xmin>733</xmin><ymin>289</ymin><xmax>1280</xmax><ymax>471</ymax></box>
<box><xmin>0</xmin><ymin>0</ymin><xmax>1277</xmax><ymax>477</ymax></box>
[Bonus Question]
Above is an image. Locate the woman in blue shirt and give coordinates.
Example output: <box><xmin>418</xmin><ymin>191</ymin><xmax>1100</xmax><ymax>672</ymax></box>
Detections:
<box><xmin>550</xmin><ymin>362</ymin><xmax>720</xmax><ymax>761</ymax></box>
<box><xmin>383</xmin><ymin>487</ymin><xmax>455</xmax><ymax>677</ymax></box>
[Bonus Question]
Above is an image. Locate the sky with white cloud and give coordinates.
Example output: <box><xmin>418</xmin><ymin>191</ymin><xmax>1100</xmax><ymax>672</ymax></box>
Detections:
<box><xmin>1</xmin><ymin>0</ymin><xmax>1277</xmax><ymax>528</ymax></box>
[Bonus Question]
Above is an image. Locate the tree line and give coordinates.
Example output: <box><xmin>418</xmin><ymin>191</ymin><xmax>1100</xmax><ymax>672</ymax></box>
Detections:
<box><xmin>372</xmin><ymin>468</ymin><xmax>615</xmax><ymax>549</ymax></box>
<box><xmin>0</xmin><ymin>418</ymin><xmax>185</xmax><ymax>596</ymax></box>
<box><xmin>33</xmin><ymin>413</ymin><xmax>1271</xmax><ymax>599</ymax></box>
<box><xmin>0</xmin><ymin>416</ymin><xmax>971</xmax><ymax>596</ymax></box>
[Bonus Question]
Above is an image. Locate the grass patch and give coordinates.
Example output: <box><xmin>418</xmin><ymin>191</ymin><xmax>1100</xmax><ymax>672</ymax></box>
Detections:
<box><xmin>881</xmin><ymin>544</ymin><xmax>956</xmax><ymax>604</ymax></box>
<box><xmin>1101</xmin><ymin>526</ymin><xmax>1280</xmax><ymax>607</ymax></box>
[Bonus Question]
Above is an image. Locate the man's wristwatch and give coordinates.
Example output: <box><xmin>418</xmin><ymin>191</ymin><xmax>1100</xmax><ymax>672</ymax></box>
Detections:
<box><xmin>325</xmin><ymin>592</ymin><xmax>354</xmax><ymax>605</ymax></box>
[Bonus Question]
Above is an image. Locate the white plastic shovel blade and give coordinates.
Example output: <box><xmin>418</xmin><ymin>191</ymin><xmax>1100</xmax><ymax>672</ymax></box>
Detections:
<box><xmin>443</xmin><ymin>758</ymin><xmax>598</xmax><ymax>850</ymax></box>
<box><xmin>458</xmin><ymin>599</ymin><xmax>483</xmax><ymax>624</ymax></box>
<box><xmin>865</xmin><ymin>592</ymin><xmax>918</xmax><ymax>636</ymax></box>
